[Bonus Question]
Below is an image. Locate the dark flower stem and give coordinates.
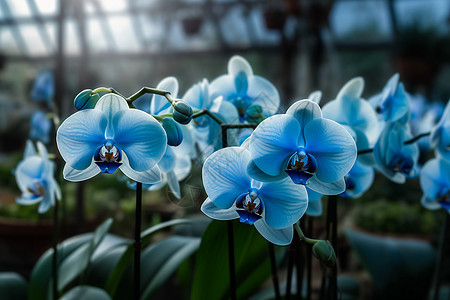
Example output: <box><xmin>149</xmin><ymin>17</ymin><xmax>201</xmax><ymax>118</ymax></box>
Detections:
<box><xmin>285</xmin><ymin>239</ymin><xmax>295</xmax><ymax>300</ymax></box>
<box><xmin>432</xmin><ymin>211</ymin><xmax>450</xmax><ymax>300</ymax></box>
<box><xmin>227</xmin><ymin>220</ymin><xmax>237</xmax><ymax>300</ymax></box>
<box><xmin>268</xmin><ymin>243</ymin><xmax>281</xmax><ymax>300</ymax></box>
<box><xmin>306</xmin><ymin>217</ymin><xmax>313</xmax><ymax>300</ymax></box>
<box><xmin>52</xmin><ymin>197</ymin><xmax>59</xmax><ymax>300</ymax></box>
<box><xmin>326</xmin><ymin>195</ymin><xmax>338</xmax><ymax>300</ymax></box>
<box><xmin>357</xmin><ymin>131</ymin><xmax>431</xmax><ymax>155</ymax></box>
<box><xmin>134</xmin><ymin>182</ymin><xmax>142</xmax><ymax>300</ymax></box>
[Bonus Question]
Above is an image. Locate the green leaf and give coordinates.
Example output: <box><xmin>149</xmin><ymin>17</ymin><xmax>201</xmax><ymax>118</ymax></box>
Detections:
<box><xmin>57</xmin><ymin>218</ymin><xmax>113</xmax><ymax>292</ymax></box>
<box><xmin>105</xmin><ymin>218</ymin><xmax>191</xmax><ymax>298</ymax></box>
<box><xmin>59</xmin><ymin>286</ymin><xmax>111</xmax><ymax>300</ymax></box>
<box><xmin>0</xmin><ymin>272</ymin><xmax>28</xmax><ymax>300</ymax></box>
<box><xmin>191</xmin><ymin>220</ymin><xmax>278</xmax><ymax>300</ymax></box>
<box><xmin>140</xmin><ymin>236</ymin><xmax>200</xmax><ymax>300</ymax></box>
<box><xmin>29</xmin><ymin>233</ymin><xmax>93</xmax><ymax>300</ymax></box>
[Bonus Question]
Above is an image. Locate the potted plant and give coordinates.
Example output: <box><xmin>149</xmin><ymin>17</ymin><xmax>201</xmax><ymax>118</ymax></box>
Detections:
<box><xmin>345</xmin><ymin>199</ymin><xmax>439</xmax><ymax>300</ymax></box>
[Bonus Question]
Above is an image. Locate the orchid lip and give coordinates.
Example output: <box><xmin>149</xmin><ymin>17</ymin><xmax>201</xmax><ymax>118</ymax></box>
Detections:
<box><xmin>285</xmin><ymin>150</ymin><xmax>317</xmax><ymax>185</ymax></box>
<box><xmin>94</xmin><ymin>140</ymin><xmax>122</xmax><ymax>174</ymax></box>
<box><xmin>236</xmin><ymin>191</ymin><xmax>263</xmax><ymax>225</ymax></box>
<box><xmin>26</xmin><ymin>179</ymin><xmax>45</xmax><ymax>196</ymax></box>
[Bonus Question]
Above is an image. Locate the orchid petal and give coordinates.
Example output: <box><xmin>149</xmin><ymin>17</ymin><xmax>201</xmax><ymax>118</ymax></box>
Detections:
<box><xmin>250</xmin><ymin>114</ymin><xmax>299</xmax><ymax>176</ymax></box>
<box><xmin>158</xmin><ymin>146</ymin><xmax>176</xmax><ymax>173</ymax></box>
<box><xmin>259</xmin><ymin>178</ymin><xmax>308</xmax><ymax>229</ymax></box>
<box><xmin>228</xmin><ymin>55</ymin><xmax>253</xmax><ymax>78</ymax></box>
<box><xmin>202</xmin><ymin>147</ymin><xmax>252</xmax><ymax>209</ymax></box>
<box><xmin>254</xmin><ymin>221</ymin><xmax>293</xmax><ymax>245</ymax></box>
<box><xmin>95</xmin><ymin>94</ymin><xmax>129</xmax><ymax>138</ymax></box>
<box><xmin>24</xmin><ymin>140</ymin><xmax>37</xmax><ymax>158</ymax></box>
<box><xmin>63</xmin><ymin>162</ymin><xmax>100</xmax><ymax>182</ymax></box>
<box><xmin>57</xmin><ymin>109</ymin><xmax>106</xmax><ymax>170</ymax></box>
<box><xmin>167</xmin><ymin>170</ymin><xmax>181</xmax><ymax>199</ymax></box>
<box><xmin>151</xmin><ymin>77</ymin><xmax>178</xmax><ymax>115</ymax></box>
<box><xmin>113</xmin><ymin>109</ymin><xmax>166</xmax><ymax>172</ymax></box>
<box><xmin>247</xmin><ymin>76</ymin><xmax>280</xmax><ymax>116</ymax></box>
<box><xmin>306</xmin><ymin>188</ymin><xmax>323</xmax><ymax>217</ymax></box>
<box><xmin>16</xmin><ymin>195</ymin><xmax>43</xmax><ymax>206</ymax></box>
<box><xmin>247</xmin><ymin>159</ymin><xmax>287</xmax><ymax>182</ymax></box>
<box><xmin>286</xmin><ymin>100</ymin><xmax>322</xmax><ymax>145</ymax></box>
<box><xmin>336</xmin><ymin>77</ymin><xmax>364</xmax><ymax>100</ymax></box>
<box><xmin>201</xmin><ymin>197</ymin><xmax>239</xmax><ymax>220</ymax></box>
<box><xmin>305</xmin><ymin>118</ymin><xmax>357</xmax><ymax>183</ymax></box>
<box><xmin>308</xmin><ymin>91</ymin><xmax>322</xmax><ymax>104</ymax></box>
<box><xmin>15</xmin><ymin>157</ymin><xmax>45</xmax><ymax>191</ymax></box>
<box><xmin>306</xmin><ymin>177</ymin><xmax>346</xmax><ymax>195</ymax></box>
<box><xmin>119</xmin><ymin>153</ymin><xmax>161</xmax><ymax>184</ymax></box>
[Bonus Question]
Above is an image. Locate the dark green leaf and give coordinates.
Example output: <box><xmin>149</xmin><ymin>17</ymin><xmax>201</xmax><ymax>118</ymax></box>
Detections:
<box><xmin>105</xmin><ymin>219</ymin><xmax>191</xmax><ymax>298</ymax></box>
<box><xmin>0</xmin><ymin>272</ymin><xmax>28</xmax><ymax>300</ymax></box>
<box><xmin>140</xmin><ymin>236</ymin><xmax>200</xmax><ymax>299</ymax></box>
<box><xmin>191</xmin><ymin>220</ymin><xmax>277</xmax><ymax>300</ymax></box>
<box><xmin>57</xmin><ymin>218</ymin><xmax>113</xmax><ymax>292</ymax></box>
<box><xmin>29</xmin><ymin>233</ymin><xmax>93</xmax><ymax>300</ymax></box>
<box><xmin>59</xmin><ymin>286</ymin><xmax>111</xmax><ymax>300</ymax></box>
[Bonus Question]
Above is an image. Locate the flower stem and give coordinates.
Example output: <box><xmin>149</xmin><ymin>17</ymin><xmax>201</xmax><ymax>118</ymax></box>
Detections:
<box><xmin>126</xmin><ymin>87</ymin><xmax>177</xmax><ymax>105</ymax></box>
<box><xmin>52</xmin><ymin>196</ymin><xmax>59</xmax><ymax>300</ymax></box>
<box><xmin>306</xmin><ymin>217</ymin><xmax>313</xmax><ymax>300</ymax></box>
<box><xmin>268</xmin><ymin>243</ymin><xmax>281</xmax><ymax>300</ymax></box>
<box><xmin>192</xmin><ymin>109</ymin><xmax>224</xmax><ymax>125</ymax></box>
<box><xmin>326</xmin><ymin>195</ymin><xmax>338</xmax><ymax>300</ymax></box>
<box><xmin>357</xmin><ymin>131</ymin><xmax>431</xmax><ymax>155</ymax></box>
<box><xmin>134</xmin><ymin>182</ymin><xmax>142</xmax><ymax>300</ymax></box>
<box><xmin>227</xmin><ymin>220</ymin><xmax>237</xmax><ymax>300</ymax></box>
<box><xmin>432</xmin><ymin>211</ymin><xmax>449</xmax><ymax>300</ymax></box>
<box><xmin>294</xmin><ymin>222</ymin><xmax>320</xmax><ymax>245</ymax></box>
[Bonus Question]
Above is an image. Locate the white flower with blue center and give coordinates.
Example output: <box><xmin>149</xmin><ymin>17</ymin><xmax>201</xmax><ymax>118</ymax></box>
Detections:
<box><xmin>201</xmin><ymin>147</ymin><xmax>308</xmax><ymax>245</ymax></box>
<box><xmin>15</xmin><ymin>141</ymin><xmax>61</xmax><ymax>214</ymax></box>
<box><xmin>57</xmin><ymin>93</ymin><xmax>167</xmax><ymax>184</ymax></box>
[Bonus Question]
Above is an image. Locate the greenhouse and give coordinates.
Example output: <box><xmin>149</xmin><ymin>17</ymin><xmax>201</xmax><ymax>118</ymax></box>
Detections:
<box><xmin>0</xmin><ymin>0</ymin><xmax>449</xmax><ymax>299</ymax></box>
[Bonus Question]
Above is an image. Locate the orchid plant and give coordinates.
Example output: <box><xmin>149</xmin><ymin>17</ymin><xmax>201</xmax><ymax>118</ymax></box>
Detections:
<box><xmin>10</xmin><ymin>55</ymin><xmax>450</xmax><ymax>300</ymax></box>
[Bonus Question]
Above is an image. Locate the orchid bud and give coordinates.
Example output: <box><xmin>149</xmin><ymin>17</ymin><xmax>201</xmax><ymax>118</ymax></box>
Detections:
<box><xmin>74</xmin><ymin>89</ymin><xmax>100</xmax><ymax>110</ymax></box>
<box><xmin>312</xmin><ymin>240</ymin><xmax>336</xmax><ymax>274</ymax></box>
<box><xmin>245</xmin><ymin>104</ymin><xmax>264</xmax><ymax>123</ymax></box>
<box><xmin>162</xmin><ymin>117</ymin><xmax>183</xmax><ymax>146</ymax></box>
<box><xmin>172</xmin><ymin>100</ymin><xmax>193</xmax><ymax>124</ymax></box>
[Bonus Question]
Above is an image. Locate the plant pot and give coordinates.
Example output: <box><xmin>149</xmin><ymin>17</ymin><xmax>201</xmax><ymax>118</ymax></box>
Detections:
<box><xmin>345</xmin><ymin>227</ymin><xmax>436</xmax><ymax>300</ymax></box>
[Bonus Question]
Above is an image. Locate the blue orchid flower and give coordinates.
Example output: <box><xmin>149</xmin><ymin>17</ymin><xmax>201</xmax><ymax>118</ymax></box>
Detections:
<box><xmin>248</xmin><ymin>99</ymin><xmax>357</xmax><ymax>195</ymax></box>
<box><xmin>322</xmin><ymin>77</ymin><xmax>379</xmax><ymax>148</ymax></box>
<box><xmin>136</xmin><ymin>124</ymin><xmax>195</xmax><ymax>199</ymax></box>
<box><xmin>369</xmin><ymin>73</ymin><xmax>410</xmax><ymax>123</ymax></box>
<box><xmin>29</xmin><ymin>110</ymin><xmax>52</xmax><ymax>144</ymax></box>
<box><xmin>30</xmin><ymin>70</ymin><xmax>55</xmax><ymax>107</ymax></box>
<box><xmin>430</xmin><ymin>100</ymin><xmax>450</xmax><ymax>161</ymax></box>
<box><xmin>420</xmin><ymin>158</ymin><xmax>450</xmax><ymax>212</ymax></box>
<box><xmin>183</xmin><ymin>78</ymin><xmax>239</xmax><ymax>156</ymax></box>
<box><xmin>57</xmin><ymin>93</ymin><xmax>167</xmax><ymax>184</ymax></box>
<box><xmin>209</xmin><ymin>55</ymin><xmax>280</xmax><ymax>122</ymax></box>
<box><xmin>201</xmin><ymin>147</ymin><xmax>308</xmax><ymax>245</ymax></box>
<box><xmin>15</xmin><ymin>141</ymin><xmax>61</xmax><ymax>213</ymax></box>
<box><xmin>373</xmin><ymin>121</ymin><xmax>419</xmax><ymax>183</ymax></box>
<box><xmin>340</xmin><ymin>160</ymin><xmax>374</xmax><ymax>198</ymax></box>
